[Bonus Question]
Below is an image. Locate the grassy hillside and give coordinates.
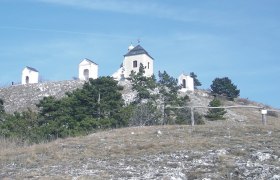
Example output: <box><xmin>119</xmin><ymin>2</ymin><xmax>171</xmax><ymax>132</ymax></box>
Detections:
<box><xmin>1</xmin><ymin>108</ymin><xmax>280</xmax><ymax>179</ymax></box>
<box><xmin>1</xmin><ymin>81</ymin><xmax>280</xmax><ymax>179</ymax></box>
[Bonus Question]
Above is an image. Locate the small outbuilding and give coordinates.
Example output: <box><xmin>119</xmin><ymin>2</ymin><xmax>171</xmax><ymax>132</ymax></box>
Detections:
<box><xmin>21</xmin><ymin>66</ymin><xmax>39</xmax><ymax>85</ymax></box>
<box><xmin>79</xmin><ymin>58</ymin><xmax>98</xmax><ymax>81</ymax></box>
<box><xmin>178</xmin><ymin>73</ymin><xmax>194</xmax><ymax>92</ymax></box>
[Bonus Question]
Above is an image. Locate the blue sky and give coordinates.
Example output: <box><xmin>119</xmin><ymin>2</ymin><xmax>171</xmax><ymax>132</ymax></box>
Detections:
<box><xmin>0</xmin><ymin>0</ymin><xmax>279</xmax><ymax>108</ymax></box>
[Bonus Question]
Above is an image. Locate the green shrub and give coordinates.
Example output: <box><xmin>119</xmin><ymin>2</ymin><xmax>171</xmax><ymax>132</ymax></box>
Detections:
<box><xmin>205</xmin><ymin>98</ymin><xmax>226</xmax><ymax>120</ymax></box>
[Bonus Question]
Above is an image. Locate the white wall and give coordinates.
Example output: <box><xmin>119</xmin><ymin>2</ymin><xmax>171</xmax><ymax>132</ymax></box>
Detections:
<box><xmin>21</xmin><ymin>68</ymin><xmax>39</xmax><ymax>85</ymax></box>
<box><xmin>178</xmin><ymin>74</ymin><xmax>194</xmax><ymax>92</ymax></box>
<box><xmin>79</xmin><ymin>59</ymin><xmax>98</xmax><ymax>80</ymax></box>
<box><xmin>122</xmin><ymin>54</ymin><xmax>154</xmax><ymax>78</ymax></box>
<box><xmin>112</xmin><ymin>67</ymin><xmax>125</xmax><ymax>81</ymax></box>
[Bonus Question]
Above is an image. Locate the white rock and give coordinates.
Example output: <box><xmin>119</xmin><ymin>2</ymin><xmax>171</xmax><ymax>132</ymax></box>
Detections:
<box><xmin>253</xmin><ymin>152</ymin><xmax>271</xmax><ymax>162</ymax></box>
<box><xmin>270</xmin><ymin>175</ymin><xmax>280</xmax><ymax>180</ymax></box>
<box><xmin>216</xmin><ymin>149</ymin><xmax>228</xmax><ymax>155</ymax></box>
<box><xmin>157</xmin><ymin>130</ymin><xmax>162</xmax><ymax>135</ymax></box>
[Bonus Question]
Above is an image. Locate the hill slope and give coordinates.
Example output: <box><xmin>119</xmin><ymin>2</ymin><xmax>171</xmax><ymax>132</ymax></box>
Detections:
<box><xmin>0</xmin><ymin>80</ymin><xmax>84</xmax><ymax>113</ymax></box>
<box><xmin>1</xmin><ymin>80</ymin><xmax>280</xmax><ymax>179</ymax></box>
<box><xmin>1</xmin><ymin>114</ymin><xmax>280</xmax><ymax>179</ymax></box>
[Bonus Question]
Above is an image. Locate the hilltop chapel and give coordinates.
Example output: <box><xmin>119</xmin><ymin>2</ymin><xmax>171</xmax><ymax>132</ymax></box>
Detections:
<box><xmin>20</xmin><ymin>43</ymin><xmax>194</xmax><ymax>91</ymax></box>
<box><xmin>113</xmin><ymin>44</ymin><xmax>194</xmax><ymax>92</ymax></box>
<box><xmin>112</xmin><ymin>44</ymin><xmax>154</xmax><ymax>81</ymax></box>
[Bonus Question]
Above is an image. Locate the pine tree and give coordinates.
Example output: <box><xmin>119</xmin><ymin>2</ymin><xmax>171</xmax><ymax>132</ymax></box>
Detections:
<box><xmin>210</xmin><ymin>77</ymin><xmax>240</xmax><ymax>100</ymax></box>
<box><xmin>190</xmin><ymin>72</ymin><xmax>202</xmax><ymax>88</ymax></box>
<box><xmin>36</xmin><ymin>76</ymin><xmax>126</xmax><ymax>138</ymax></box>
<box><xmin>205</xmin><ymin>98</ymin><xmax>226</xmax><ymax>120</ymax></box>
<box><xmin>158</xmin><ymin>71</ymin><xmax>186</xmax><ymax>124</ymax></box>
<box><xmin>129</xmin><ymin>63</ymin><xmax>156</xmax><ymax>103</ymax></box>
<box><xmin>65</xmin><ymin>76</ymin><xmax>125</xmax><ymax>127</ymax></box>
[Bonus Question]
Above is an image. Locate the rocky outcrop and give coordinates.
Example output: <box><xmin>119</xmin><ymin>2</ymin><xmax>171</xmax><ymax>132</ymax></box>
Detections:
<box><xmin>0</xmin><ymin>80</ymin><xmax>84</xmax><ymax>113</ymax></box>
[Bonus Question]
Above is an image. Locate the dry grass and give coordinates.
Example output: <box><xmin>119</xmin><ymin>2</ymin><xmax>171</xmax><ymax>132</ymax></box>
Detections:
<box><xmin>1</xmin><ymin>107</ymin><xmax>280</xmax><ymax>179</ymax></box>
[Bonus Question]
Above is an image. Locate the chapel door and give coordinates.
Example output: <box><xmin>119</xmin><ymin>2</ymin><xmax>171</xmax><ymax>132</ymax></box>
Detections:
<box><xmin>84</xmin><ymin>69</ymin><xmax>89</xmax><ymax>80</ymax></box>
<box><xmin>182</xmin><ymin>79</ymin><xmax>186</xmax><ymax>88</ymax></box>
<box><xmin>25</xmin><ymin>76</ymin><xmax>30</xmax><ymax>84</ymax></box>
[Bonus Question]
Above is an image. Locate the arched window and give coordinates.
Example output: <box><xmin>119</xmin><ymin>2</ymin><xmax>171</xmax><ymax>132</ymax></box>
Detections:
<box><xmin>83</xmin><ymin>69</ymin><xmax>89</xmax><ymax>80</ymax></box>
<box><xmin>182</xmin><ymin>79</ymin><xmax>186</xmax><ymax>88</ymax></box>
<box><xmin>25</xmin><ymin>76</ymin><xmax>30</xmax><ymax>84</ymax></box>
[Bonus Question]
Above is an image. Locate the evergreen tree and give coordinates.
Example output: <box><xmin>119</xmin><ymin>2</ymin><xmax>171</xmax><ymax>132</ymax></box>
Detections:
<box><xmin>36</xmin><ymin>96</ymin><xmax>61</xmax><ymax>123</ymax></box>
<box><xmin>0</xmin><ymin>109</ymin><xmax>40</xmax><ymax>142</ymax></box>
<box><xmin>158</xmin><ymin>71</ymin><xmax>186</xmax><ymax>124</ymax></box>
<box><xmin>36</xmin><ymin>76</ymin><xmax>126</xmax><ymax>139</ymax></box>
<box><xmin>190</xmin><ymin>72</ymin><xmax>202</xmax><ymax>88</ymax></box>
<box><xmin>210</xmin><ymin>77</ymin><xmax>240</xmax><ymax>100</ymax></box>
<box><xmin>79</xmin><ymin>77</ymin><xmax>125</xmax><ymax>127</ymax></box>
<box><xmin>0</xmin><ymin>99</ymin><xmax>4</xmax><ymax>120</ymax></box>
<box><xmin>205</xmin><ymin>98</ymin><xmax>226</xmax><ymax>120</ymax></box>
<box><xmin>129</xmin><ymin>63</ymin><xmax>156</xmax><ymax>103</ymax></box>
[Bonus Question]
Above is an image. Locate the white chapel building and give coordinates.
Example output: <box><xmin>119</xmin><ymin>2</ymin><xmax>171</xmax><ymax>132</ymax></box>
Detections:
<box><xmin>113</xmin><ymin>44</ymin><xmax>154</xmax><ymax>81</ymax></box>
<box><xmin>79</xmin><ymin>58</ymin><xmax>98</xmax><ymax>81</ymax></box>
<box><xmin>21</xmin><ymin>66</ymin><xmax>39</xmax><ymax>85</ymax></box>
<box><xmin>178</xmin><ymin>73</ymin><xmax>194</xmax><ymax>92</ymax></box>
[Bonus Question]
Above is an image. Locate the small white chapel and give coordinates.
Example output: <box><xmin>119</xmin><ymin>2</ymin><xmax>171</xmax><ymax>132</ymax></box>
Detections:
<box><xmin>178</xmin><ymin>73</ymin><xmax>194</xmax><ymax>92</ymax></box>
<box><xmin>78</xmin><ymin>58</ymin><xmax>98</xmax><ymax>81</ymax></box>
<box><xmin>20</xmin><ymin>43</ymin><xmax>194</xmax><ymax>92</ymax></box>
<box><xmin>21</xmin><ymin>66</ymin><xmax>39</xmax><ymax>85</ymax></box>
<box><xmin>112</xmin><ymin>44</ymin><xmax>154</xmax><ymax>81</ymax></box>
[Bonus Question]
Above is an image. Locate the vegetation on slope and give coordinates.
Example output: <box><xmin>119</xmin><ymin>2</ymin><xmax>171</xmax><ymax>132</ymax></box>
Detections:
<box><xmin>205</xmin><ymin>98</ymin><xmax>227</xmax><ymax>120</ymax></box>
<box><xmin>0</xmin><ymin>69</ymin><xmax>207</xmax><ymax>143</ymax></box>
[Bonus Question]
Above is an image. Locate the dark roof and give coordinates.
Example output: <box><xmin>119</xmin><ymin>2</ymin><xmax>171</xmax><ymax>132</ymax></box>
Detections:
<box><xmin>124</xmin><ymin>45</ymin><xmax>153</xmax><ymax>59</ymax></box>
<box><xmin>83</xmin><ymin>58</ymin><xmax>98</xmax><ymax>65</ymax></box>
<box><xmin>26</xmin><ymin>66</ymin><xmax>39</xmax><ymax>72</ymax></box>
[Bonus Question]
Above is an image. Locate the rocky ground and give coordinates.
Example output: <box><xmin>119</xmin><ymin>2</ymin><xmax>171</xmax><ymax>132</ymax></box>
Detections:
<box><xmin>0</xmin><ymin>80</ymin><xmax>84</xmax><ymax>113</ymax></box>
<box><xmin>1</xmin><ymin>116</ymin><xmax>280</xmax><ymax>179</ymax></box>
<box><xmin>1</xmin><ymin>80</ymin><xmax>280</xmax><ymax>179</ymax></box>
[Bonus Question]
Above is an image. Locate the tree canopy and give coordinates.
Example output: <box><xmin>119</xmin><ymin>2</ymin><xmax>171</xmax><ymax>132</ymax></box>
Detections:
<box><xmin>210</xmin><ymin>77</ymin><xmax>240</xmax><ymax>100</ymax></box>
<box><xmin>0</xmin><ymin>70</ymin><xmax>207</xmax><ymax>143</ymax></box>
<box><xmin>129</xmin><ymin>63</ymin><xmax>156</xmax><ymax>103</ymax></box>
<box><xmin>190</xmin><ymin>72</ymin><xmax>202</xmax><ymax>88</ymax></box>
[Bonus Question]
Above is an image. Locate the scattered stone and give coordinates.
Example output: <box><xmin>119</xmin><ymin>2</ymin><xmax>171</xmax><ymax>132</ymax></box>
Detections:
<box><xmin>0</xmin><ymin>80</ymin><xmax>84</xmax><ymax>113</ymax></box>
<box><xmin>252</xmin><ymin>152</ymin><xmax>271</xmax><ymax>162</ymax></box>
<box><xmin>270</xmin><ymin>175</ymin><xmax>280</xmax><ymax>180</ymax></box>
<box><xmin>157</xmin><ymin>130</ymin><xmax>162</xmax><ymax>135</ymax></box>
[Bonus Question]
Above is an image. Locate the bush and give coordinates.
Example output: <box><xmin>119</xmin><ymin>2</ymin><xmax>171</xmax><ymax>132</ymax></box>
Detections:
<box><xmin>176</xmin><ymin>108</ymin><xmax>205</xmax><ymax>125</ymax></box>
<box><xmin>129</xmin><ymin>102</ymin><xmax>161</xmax><ymax>126</ymax></box>
<box><xmin>0</xmin><ymin>99</ymin><xmax>5</xmax><ymax>120</ymax></box>
<box><xmin>205</xmin><ymin>98</ymin><xmax>226</xmax><ymax>121</ymax></box>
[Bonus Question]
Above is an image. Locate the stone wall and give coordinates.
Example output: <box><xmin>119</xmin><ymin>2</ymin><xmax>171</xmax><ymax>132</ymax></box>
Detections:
<box><xmin>0</xmin><ymin>80</ymin><xmax>84</xmax><ymax>113</ymax></box>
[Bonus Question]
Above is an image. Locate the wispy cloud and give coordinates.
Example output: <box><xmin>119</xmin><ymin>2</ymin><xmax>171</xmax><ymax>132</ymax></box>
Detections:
<box><xmin>36</xmin><ymin>0</ymin><xmax>196</xmax><ymax>22</ymax></box>
<box><xmin>0</xmin><ymin>25</ymin><xmax>133</xmax><ymax>40</ymax></box>
<box><xmin>0</xmin><ymin>26</ymin><xmax>93</xmax><ymax>35</ymax></box>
